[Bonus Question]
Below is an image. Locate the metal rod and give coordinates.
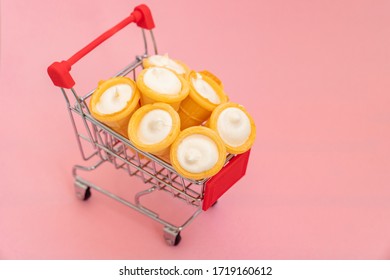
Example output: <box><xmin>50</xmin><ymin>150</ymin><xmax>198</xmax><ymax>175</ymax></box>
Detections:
<box><xmin>150</xmin><ymin>30</ymin><xmax>158</xmax><ymax>54</ymax></box>
<box><xmin>142</xmin><ymin>29</ymin><xmax>148</xmax><ymax>56</ymax></box>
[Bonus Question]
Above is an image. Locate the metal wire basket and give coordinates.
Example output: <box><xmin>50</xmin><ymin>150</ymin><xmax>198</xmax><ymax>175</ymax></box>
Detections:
<box><xmin>48</xmin><ymin>4</ymin><xmax>251</xmax><ymax>246</ymax></box>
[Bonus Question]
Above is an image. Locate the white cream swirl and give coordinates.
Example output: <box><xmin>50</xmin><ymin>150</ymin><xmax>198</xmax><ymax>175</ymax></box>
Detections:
<box><xmin>95</xmin><ymin>84</ymin><xmax>133</xmax><ymax>115</ymax></box>
<box><xmin>217</xmin><ymin>107</ymin><xmax>251</xmax><ymax>147</ymax></box>
<box><xmin>148</xmin><ymin>54</ymin><xmax>186</xmax><ymax>75</ymax></box>
<box><xmin>137</xmin><ymin>109</ymin><xmax>173</xmax><ymax>145</ymax></box>
<box><xmin>176</xmin><ymin>134</ymin><xmax>219</xmax><ymax>173</ymax></box>
<box><xmin>143</xmin><ymin>67</ymin><xmax>181</xmax><ymax>95</ymax></box>
<box><xmin>191</xmin><ymin>73</ymin><xmax>220</xmax><ymax>104</ymax></box>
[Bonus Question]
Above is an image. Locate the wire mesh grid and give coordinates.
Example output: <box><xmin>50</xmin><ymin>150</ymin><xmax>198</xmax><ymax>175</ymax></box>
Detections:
<box><xmin>63</xmin><ymin>59</ymin><xmax>205</xmax><ymax>209</ymax></box>
<box><xmin>49</xmin><ymin>20</ymin><xmax>249</xmax><ymax>244</ymax></box>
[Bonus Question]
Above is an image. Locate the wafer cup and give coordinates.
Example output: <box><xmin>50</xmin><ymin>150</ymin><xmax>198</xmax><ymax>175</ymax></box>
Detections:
<box><xmin>143</xmin><ymin>54</ymin><xmax>190</xmax><ymax>77</ymax></box>
<box><xmin>90</xmin><ymin>76</ymin><xmax>140</xmax><ymax>137</ymax></box>
<box><xmin>199</xmin><ymin>70</ymin><xmax>223</xmax><ymax>89</ymax></box>
<box><xmin>137</xmin><ymin>67</ymin><xmax>189</xmax><ymax>111</ymax></box>
<box><xmin>170</xmin><ymin>126</ymin><xmax>226</xmax><ymax>180</ymax></box>
<box><xmin>128</xmin><ymin>103</ymin><xmax>180</xmax><ymax>159</ymax></box>
<box><xmin>178</xmin><ymin>71</ymin><xmax>228</xmax><ymax>130</ymax></box>
<box><xmin>207</xmin><ymin>102</ymin><xmax>256</xmax><ymax>154</ymax></box>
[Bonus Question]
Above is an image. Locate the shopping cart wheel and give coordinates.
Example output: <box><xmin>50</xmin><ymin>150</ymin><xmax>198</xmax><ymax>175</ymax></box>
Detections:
<box><xmin>173</xmin><ymin>233</ymin><xmax>181</xmax><ymax>246</ymax></box>
<box><xmin>74</xmin><ymin>180</ymin><xmax>92</xmax><ymax>201</ymax></box>
<box><xmin>163</xmin><ymin>227</ymin><xmax>181</xmax><ymax>246</ymax></box>
<box><xmin>83</xmin><ymin>187</ymin><xmax>92</xmax><ymax>201</ymax></box>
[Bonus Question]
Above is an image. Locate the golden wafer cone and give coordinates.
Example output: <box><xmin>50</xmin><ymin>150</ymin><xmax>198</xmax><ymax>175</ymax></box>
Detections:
<box><xmin>170</xmin><ymin>126</ymin><xmax>226</xmax><ymax>180</ymax></box>
<box><xmin>128</xmin><ymin>103</ymin><xmax>180</xmax><ymax>159</ymax></box>
<box><xmin>178</xmin><ymin>71</ymin><xmax>228</xmax><ymax>130</ymax></box>
<box><xmin>207</xmin><ymin>102</ymin><xmax>256</xmax><ymax>154</ymax></box>
<box><xmin>143</xmin><ymin>54</ymin><xmax>190</xmax><ymax>78</ymax></box>
<box><xmin>136</xmin><ymin>67</ymin><xmax>189</xmax><ymax>111</ymax></box>
<box><xmin>90</xmin><ymin>76</ymin><xmax>140</xmax><ymax>138</ymax></box>
<box><xmin>199</xmin><ymin>70</ymin><xmax>223</xmax><ymax>89</ymax></box>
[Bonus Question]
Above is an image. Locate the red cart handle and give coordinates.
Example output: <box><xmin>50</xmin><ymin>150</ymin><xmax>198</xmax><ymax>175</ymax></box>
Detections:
<box><xmin>47</xmin><ymin>4</ymin><xmax>155</xmax><ymax>89</ymax></box>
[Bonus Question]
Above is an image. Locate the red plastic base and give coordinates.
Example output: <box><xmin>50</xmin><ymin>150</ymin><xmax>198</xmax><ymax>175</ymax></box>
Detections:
<box><xmin>202</xmin><ymin>149</ymin><xmax>251</xmax><ymax>211</ymax></box>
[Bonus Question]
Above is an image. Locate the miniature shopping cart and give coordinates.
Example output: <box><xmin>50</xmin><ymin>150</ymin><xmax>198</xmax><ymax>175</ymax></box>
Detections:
<box><xmin>47</xmin><ymin>4</ymin><xmax>251</xmax><ymax>246</ymax></box>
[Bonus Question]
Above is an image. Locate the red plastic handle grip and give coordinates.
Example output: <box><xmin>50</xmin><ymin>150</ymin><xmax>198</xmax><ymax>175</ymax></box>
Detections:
<box><xmin>48</xmin><ymin>4</ymin><xmax>155</xmax><ymax>89</ymax></box>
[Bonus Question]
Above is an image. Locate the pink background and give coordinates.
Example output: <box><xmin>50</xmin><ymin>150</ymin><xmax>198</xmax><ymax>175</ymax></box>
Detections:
<box><xmin>1</xmin><ymin>0</ymin><xmax>390</xmax><ymax>259</ymax></box>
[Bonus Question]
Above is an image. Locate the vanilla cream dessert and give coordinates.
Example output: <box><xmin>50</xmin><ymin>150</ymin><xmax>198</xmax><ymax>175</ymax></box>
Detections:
<box><xmin>137</xmin><ymin>109</ymin><xmax>173</xmax><ymax>145</ymax></box>
<box><xmin>147</xmin><ymin>54</ymin><xmax>187</xmax><ymax>75</ymax></box>
<box><xmin>128</xmin><ymin>103</ymin><xmax>180</xmax><ymax>157</ymax></box>
<box><xmin>177</xmin><ymin>71</ymin><xmax>227</xmax><ymax>130</ymax></box>
<box><xmin>176</xmin><ymin>134</ymin><xmax>219</xmax><ymax>173</ymax></box>
<box><xmin>191</xmin><ymin>73</ymin><xmax>221</xmax><ymax>104</ymax></box>
<box><xmin>217</xmin><ymin>107</ymin><xmax>251</xmax><ymax>147</ymax></box>
<box><xmin>143</xmin><ymin>67</ymin><xmax>182</xmax><ymax>95</ymax></box>
<box><xmin>199</xmin><ymin>70</ymin><xmax>224</xmax><ymax>89</ymax></box>
<box><xmin>208</xmin><ymin>102</ymin><xmax>256</xmax><ymax>154</ymax></box>
<box><xmin>136</xmin><ymin>67</ymin><xmax>189</xmax><ymax>111</ymax></box>
<box><xmin>170</xmin><ymin>126</ymin><xmax>226</xmax><ymax>180</ymax></box>
<box><xmin>90</xmin><ymin>76</ymin><xmax>140</xmax><ymax>137</ymax></box>
<box><xmin>95</xmin><ymin>84</ymin><xmax>133</xmax><ymax>115</ymax></box>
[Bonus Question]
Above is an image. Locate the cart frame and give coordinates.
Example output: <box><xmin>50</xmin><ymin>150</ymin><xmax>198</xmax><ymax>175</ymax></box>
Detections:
<box><xmin>48</xmin><ymin>4</ymin><xmax>251</xmax><ymax>246</ymax></box>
